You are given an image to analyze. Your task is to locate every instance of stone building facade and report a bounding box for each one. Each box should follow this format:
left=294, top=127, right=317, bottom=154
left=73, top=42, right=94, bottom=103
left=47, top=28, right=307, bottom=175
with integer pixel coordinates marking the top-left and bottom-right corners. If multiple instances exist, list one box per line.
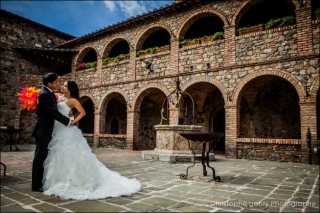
left=0, top=9, right=76, bottom=142
left=1, top=0, right=319, bottom=164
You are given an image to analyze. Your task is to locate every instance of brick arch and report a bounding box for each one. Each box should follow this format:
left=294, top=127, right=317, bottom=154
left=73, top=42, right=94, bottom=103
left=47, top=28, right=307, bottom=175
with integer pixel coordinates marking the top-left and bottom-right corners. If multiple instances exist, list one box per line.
left=102, top=35, right=131, bottom=58
left=135, top=23, right=174, bottom=50
left=180, top=76, right=229, bottom=105
left=232, top=69, right=306, bottom=107
left=309, top=74, right=319, bottom=101
left=133, top=83, right=170, bottom=111
left=231, top=0, right=300, bottom=26
left=74, top=46, right=100, bottom=65
left=79, top=94, right=95, bottom=106
left=98, top=88, right=129, bottom=112
left=177, top=8, right=229, bottom=40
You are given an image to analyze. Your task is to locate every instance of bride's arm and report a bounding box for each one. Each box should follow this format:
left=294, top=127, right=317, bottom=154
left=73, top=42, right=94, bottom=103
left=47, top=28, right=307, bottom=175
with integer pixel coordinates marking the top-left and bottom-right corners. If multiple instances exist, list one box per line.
left=71, top=99, right=86, bottom=125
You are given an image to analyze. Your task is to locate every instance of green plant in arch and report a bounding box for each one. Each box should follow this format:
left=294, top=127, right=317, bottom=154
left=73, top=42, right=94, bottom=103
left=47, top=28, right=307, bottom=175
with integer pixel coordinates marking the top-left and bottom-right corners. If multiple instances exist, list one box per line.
left=212, top=32, right=224, bottom=39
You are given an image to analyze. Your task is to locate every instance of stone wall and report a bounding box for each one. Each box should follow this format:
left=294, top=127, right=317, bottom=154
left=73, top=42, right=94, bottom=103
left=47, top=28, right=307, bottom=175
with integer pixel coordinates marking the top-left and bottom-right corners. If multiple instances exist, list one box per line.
left=99, top=134, right=126, bottom=149
left=235, top=26, right=297, bottom=65
left=237, top=142, right=302, bottom=163
left=179, top=40, right=225, bottom=72
left=312, top=20, right=320, bottom=54
left=102, top=61, right=129, bottom=85
left=136, top=53, right=170, bottom=80
left=75, top=68, right=97, bottom=89
left=0, top=9, right=74, bottom=129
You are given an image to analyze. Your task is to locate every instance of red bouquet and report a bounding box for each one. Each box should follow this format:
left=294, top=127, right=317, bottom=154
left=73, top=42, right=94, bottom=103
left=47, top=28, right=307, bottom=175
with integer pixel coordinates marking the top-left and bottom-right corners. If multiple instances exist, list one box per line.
left=18, top=87, right=40, bottom=110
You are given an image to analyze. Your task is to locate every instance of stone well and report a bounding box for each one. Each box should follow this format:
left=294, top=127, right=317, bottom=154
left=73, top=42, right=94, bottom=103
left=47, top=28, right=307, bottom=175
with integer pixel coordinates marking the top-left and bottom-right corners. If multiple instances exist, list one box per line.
left=141, top=125, right=215, bottom=163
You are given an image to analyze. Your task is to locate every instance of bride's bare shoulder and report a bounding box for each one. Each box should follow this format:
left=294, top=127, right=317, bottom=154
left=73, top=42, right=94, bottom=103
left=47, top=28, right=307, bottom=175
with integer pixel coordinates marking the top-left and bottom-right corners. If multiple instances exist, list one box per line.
left=55, top=93, right=64, bottom=102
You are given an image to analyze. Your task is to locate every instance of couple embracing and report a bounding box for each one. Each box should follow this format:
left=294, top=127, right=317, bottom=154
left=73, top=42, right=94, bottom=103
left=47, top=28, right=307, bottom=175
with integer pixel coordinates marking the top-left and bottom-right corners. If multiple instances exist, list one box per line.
left=31, top=73, right=141, bottom=200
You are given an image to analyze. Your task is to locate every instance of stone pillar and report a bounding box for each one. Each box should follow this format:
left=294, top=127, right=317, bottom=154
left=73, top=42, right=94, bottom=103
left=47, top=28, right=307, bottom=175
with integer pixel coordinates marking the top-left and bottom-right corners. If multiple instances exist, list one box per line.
left=223, top=25, right=236, bottom=66
left=170, top=38, right=180, bottom=75
left=126, top=110, right=140, bottom=150
left=225, top=105, right=238, bottom=158
left=95, top=56, right=103, bottom=86
left=295, top=7, right=313, bottom=55
left=128, top=49, right=137, bottom=81
left=100, top=111, right=106, bottom=134
left=93, top=109, right=100, bottom=148
left=299, top=102, right=318, bottom=164
left=71, top=58, right=76, bottom=80
left=169, top=106, right=179, bottom=125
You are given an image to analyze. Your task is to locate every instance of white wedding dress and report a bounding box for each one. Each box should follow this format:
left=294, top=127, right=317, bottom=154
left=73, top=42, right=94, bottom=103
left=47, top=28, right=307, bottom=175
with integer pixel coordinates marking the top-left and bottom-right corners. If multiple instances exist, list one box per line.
left=42, top=101, right=141, bottom=200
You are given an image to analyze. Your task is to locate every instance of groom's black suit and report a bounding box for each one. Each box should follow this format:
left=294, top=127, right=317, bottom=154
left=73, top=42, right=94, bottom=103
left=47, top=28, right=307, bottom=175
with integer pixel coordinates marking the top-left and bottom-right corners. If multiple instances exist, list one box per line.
left=31, top=86, right=70, bottom=190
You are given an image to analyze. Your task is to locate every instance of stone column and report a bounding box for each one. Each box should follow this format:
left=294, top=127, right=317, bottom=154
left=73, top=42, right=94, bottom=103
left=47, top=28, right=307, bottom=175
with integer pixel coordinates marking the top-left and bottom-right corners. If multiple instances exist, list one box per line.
left=169, top=106, right=179, bottom=125
left=100, top=111, right=106, bottom=134
left=223, top=25, right=236, bottom=66
left=71, top=58, right=76, bottom=80
left=299, top=102, right=318, bottom=164
left=170, top=38, right=180, bottom=75
left=128, top=49, right=137, bottom=81
left=224, top=105, right=238, bottom=159
left=93, top=109, right=100, bottom=148
left=126, top=110, right=140, bottom=150
left=295, top=7, right=313, bottom=55
left=95, top=56, right=103, bottom=86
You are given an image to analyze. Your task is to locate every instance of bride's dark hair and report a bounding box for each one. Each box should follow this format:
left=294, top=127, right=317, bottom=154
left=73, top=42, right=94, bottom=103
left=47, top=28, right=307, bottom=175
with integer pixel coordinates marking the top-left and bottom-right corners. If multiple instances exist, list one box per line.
left=67, top=80, right=80, bottom=100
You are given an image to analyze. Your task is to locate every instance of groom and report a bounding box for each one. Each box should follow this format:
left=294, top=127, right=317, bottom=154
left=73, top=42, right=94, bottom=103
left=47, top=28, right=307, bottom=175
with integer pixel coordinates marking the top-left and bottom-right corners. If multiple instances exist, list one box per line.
left=31, top=73, right=73, bottom=192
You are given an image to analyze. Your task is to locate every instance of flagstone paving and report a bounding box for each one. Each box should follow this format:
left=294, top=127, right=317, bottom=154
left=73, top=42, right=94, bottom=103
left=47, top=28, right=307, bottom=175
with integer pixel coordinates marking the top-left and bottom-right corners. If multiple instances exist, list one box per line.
left=1, top=144, right=319, bottom=212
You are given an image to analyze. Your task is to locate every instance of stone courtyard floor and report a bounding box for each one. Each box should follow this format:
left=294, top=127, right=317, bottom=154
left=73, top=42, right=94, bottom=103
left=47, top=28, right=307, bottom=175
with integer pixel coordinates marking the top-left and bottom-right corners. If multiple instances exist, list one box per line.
left=1, top=144, right=319, bottom=212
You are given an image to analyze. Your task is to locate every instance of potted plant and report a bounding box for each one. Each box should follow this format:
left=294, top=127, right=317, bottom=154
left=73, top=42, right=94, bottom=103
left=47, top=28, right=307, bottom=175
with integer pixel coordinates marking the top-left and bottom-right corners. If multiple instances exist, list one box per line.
left=212, top=31, right=224, bottom=40
left=179, top=38, right=200, bottom=47
left=136, top=47, right=156, bottom=57
left=237, top=27, right=246, bottom=35
left=265, top=18, right=282, bottom=29
left=113, top=53, right=130, bottom=63
left=154, top=45, right=170, bottom=53
left=200, top=35, right=213, bottom=43
left=103, top=57, right=112, bottom=66
left=103, top=53, right=130, bottom=65
left=315, top=8, right=320, bottom=20
left=280, top=16, right=295, bottom=26
left=238, top=24, right=264, bottom=35
left=85, top=61, right=97, bottom=69
left=77, top=62, right=86, bottom=70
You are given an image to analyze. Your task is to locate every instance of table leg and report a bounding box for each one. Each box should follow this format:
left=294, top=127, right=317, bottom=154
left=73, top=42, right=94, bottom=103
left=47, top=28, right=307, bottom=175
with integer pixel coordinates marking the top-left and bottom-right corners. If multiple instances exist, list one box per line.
left=9, top=133, right=13, bottom=151
left=1, top=162, right=6, bottom=176
left=206, top=140, right=220, bottom=182
left=5, top=133, right=19, bottom=151
left=202, top=142, right=207, bottom=176
left=180, top=139, right=196, bottom=180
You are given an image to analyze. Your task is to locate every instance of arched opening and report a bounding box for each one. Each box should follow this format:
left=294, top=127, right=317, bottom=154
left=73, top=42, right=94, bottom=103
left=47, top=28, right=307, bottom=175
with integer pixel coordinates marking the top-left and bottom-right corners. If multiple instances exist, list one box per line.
left=78, top=98, right=94, bottom=133
left=110, top=119, right=119, bottom=134
left=141, top=29, right=171, bottom=49
left=76, top=48, right=98, bottom=70
left=137, top=89, right=166, bottom=150
left=237, top=0, right=295, bottom=32
left=184, top=16, right=224, bottom=40
left=109, top=40, right=130, bottom=58
left=181, top=82, right=225, bottom=152
left=105, top=98, right=127, bottom=134
left=311, top=0, right=320, bottom=20
left=82, top=49, right=97, bottom=63
left=239, top=76, right=300, bottom=139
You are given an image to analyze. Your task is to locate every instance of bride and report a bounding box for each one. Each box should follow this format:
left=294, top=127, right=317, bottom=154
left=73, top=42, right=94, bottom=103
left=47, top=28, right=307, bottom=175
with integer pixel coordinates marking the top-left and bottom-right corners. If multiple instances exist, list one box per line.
left=42, top=80, right=141, bottom=200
